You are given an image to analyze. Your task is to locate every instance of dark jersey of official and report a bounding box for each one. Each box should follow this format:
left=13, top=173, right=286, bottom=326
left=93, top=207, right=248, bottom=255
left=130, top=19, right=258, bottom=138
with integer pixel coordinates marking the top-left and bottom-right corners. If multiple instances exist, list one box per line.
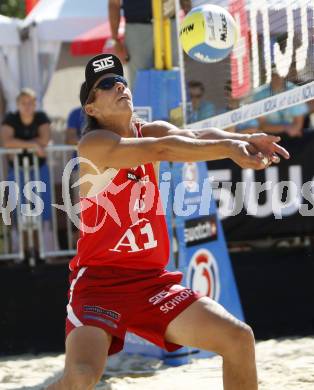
left=122, top=0, right=152, bottom=23
left=2, top=111, right=50, bottom=166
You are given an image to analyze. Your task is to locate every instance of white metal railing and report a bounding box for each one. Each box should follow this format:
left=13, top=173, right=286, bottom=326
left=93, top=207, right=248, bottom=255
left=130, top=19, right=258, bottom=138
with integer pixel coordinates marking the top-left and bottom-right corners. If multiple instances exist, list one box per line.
left=0, top=148, right=24, bottom=261
left=0, top=145, right=78, bottom=265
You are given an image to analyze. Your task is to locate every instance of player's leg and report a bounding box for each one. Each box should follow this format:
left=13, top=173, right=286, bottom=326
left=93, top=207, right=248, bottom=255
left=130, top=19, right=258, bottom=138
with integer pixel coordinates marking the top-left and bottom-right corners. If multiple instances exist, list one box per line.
left=164, top=296, right=258, bottom=390
left=46, top=326, right=112, bottom=390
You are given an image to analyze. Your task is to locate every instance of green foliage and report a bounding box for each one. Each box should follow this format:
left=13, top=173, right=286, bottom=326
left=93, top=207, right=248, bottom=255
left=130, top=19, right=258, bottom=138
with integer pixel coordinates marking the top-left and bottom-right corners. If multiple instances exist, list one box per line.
left=0, top=0, right=25, bottom=19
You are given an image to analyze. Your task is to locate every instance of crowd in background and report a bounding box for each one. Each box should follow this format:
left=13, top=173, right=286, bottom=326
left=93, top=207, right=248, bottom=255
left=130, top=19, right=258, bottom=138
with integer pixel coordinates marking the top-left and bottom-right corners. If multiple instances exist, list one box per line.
left=186, top=65, right=310, bottom=137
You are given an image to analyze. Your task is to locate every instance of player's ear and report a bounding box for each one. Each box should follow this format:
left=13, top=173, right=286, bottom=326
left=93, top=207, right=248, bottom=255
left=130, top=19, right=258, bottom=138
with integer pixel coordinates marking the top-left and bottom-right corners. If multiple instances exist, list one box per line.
left=84, top=103, right=97, bottom=117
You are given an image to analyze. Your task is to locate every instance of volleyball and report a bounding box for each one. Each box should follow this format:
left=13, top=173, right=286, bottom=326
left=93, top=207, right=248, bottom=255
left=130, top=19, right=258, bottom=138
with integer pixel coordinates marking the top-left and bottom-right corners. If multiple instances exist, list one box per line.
left=179, top=4, right=238, bottom=63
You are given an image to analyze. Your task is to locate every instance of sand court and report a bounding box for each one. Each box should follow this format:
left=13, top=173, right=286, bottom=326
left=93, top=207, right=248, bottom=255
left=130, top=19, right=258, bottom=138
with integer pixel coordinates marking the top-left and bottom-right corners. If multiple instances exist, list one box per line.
left=1, top=337, right=313, bottom=389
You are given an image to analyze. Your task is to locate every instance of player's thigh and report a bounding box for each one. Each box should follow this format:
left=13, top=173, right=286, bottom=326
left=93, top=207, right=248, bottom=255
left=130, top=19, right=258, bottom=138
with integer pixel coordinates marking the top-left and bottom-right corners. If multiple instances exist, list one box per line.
left=64, top=325, right=112, bottom=378
left=164, top=296, right=253, bottom=355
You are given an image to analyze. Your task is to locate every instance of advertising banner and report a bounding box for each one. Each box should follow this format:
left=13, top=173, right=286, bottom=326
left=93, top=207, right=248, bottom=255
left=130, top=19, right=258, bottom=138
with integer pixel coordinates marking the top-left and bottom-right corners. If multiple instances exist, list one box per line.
left=206, top=133, right=314, bottom=241
left=171, top=161, right=244, bottom=323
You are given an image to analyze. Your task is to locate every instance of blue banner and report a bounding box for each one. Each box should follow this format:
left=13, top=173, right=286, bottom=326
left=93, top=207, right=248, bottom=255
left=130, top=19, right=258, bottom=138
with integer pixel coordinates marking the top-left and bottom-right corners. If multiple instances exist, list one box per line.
left=171, top=162, right=244, bottom=322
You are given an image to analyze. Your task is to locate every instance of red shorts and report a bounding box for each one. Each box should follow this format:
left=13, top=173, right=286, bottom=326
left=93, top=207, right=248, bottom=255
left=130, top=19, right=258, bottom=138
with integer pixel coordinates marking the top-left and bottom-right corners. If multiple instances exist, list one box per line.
left=66, top=266, right=202, bottom=355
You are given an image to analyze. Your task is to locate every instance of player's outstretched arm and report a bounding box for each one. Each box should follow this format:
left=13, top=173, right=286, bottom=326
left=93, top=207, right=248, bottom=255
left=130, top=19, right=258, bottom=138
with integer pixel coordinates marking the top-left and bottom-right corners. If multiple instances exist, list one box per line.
left=142, top=121, right=290, bottom=164
left=78, top=129, right=268, bottom=172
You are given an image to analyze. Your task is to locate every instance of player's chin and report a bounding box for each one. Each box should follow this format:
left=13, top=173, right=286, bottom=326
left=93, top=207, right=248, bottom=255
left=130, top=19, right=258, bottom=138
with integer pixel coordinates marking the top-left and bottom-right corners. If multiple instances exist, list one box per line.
left=118, top=97, right=133, bottom=110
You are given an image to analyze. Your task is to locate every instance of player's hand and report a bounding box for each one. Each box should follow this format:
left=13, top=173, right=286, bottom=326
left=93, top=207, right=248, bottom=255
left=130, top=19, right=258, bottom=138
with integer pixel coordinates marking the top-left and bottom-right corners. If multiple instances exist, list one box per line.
left=247, top=133, right=290, bottom=164
left=229, top=140, right=269, bottom=170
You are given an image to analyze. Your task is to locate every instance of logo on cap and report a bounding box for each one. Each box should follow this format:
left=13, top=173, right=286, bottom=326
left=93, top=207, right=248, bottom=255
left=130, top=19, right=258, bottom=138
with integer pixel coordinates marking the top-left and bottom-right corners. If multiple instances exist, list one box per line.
left=92, top=56, right=115, bottom=73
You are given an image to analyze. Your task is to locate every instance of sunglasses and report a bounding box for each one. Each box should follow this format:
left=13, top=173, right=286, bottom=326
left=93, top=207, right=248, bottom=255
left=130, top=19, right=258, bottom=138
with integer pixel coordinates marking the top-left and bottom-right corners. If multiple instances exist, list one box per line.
left=95, top=76, right=128, bottom=90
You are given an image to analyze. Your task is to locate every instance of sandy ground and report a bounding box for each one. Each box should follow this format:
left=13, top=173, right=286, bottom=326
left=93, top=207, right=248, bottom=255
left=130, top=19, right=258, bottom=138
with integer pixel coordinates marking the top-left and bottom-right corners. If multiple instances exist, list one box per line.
left=0, top=337, right=313, bottom=390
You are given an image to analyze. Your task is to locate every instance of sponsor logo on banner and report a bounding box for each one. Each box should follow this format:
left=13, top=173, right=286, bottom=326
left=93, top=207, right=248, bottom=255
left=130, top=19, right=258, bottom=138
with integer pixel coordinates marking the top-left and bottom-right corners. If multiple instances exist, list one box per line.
left=229, top=0, right=251, bottom=98
left=184, top=215, right=218, bottom=247
left=187, top=249, right=220, bottom=300
left=182, top=162, right=199, bottom=192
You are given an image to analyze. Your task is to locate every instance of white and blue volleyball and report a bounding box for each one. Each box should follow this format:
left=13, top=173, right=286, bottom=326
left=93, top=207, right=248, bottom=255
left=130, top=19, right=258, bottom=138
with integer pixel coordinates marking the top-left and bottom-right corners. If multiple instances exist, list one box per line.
left=179, top=4, right=238, bottom=63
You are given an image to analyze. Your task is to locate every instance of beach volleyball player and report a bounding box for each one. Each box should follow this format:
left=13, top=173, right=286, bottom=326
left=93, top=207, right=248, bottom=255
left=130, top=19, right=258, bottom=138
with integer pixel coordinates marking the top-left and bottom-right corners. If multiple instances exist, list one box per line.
left=47, top=54, right=289, bottom=390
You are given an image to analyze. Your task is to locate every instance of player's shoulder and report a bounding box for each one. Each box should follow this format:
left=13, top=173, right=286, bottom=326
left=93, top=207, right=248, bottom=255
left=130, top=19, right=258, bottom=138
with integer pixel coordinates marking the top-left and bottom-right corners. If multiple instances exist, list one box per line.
left=78, top=129, right=120, bottom=151
left=141, top=120, right=177, bottom=138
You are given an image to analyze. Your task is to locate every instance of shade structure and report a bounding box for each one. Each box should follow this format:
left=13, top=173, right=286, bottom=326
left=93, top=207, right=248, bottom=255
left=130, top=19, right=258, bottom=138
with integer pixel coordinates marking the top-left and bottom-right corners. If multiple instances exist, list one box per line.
left=0, top=15, right=20, bottom=46
left=22, top=0, right=109, bottom=43
left=71, top=18, right=125, bottom=56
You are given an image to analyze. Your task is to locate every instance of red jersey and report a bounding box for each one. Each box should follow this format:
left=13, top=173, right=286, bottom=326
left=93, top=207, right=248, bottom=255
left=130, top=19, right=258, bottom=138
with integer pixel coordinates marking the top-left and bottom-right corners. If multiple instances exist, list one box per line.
left=69, top=124, right=170, bottom=271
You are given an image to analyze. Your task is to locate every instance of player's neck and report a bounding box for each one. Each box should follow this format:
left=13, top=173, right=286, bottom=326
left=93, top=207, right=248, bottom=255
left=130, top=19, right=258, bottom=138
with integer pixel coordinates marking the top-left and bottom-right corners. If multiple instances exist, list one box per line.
left=98, top=114, right=133, bottom=138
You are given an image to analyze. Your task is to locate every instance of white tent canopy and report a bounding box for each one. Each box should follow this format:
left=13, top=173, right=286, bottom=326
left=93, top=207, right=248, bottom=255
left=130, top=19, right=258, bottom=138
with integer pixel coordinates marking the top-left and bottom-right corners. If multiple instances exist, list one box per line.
left=22, top=0, right=109, bottom=42
left=0, top=15, right=20, bottom=111
left=0, top=15, right=20, bottom=46
left=20, top=0, right=110, bottom=104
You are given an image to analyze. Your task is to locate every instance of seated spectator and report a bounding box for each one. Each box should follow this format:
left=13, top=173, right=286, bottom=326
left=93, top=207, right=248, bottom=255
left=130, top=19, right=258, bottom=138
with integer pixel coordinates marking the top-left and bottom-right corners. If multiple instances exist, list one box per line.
left=224, top=81, right=259, bottom=134
left=303, top=99, right=314, bottom=130
left=65, top=106, right=85, bottom=145
left=1, top=88, right=55, bottom=255
left=254, top=66, right=308, bottom=137
left=187, top=80, right=216, bottom=123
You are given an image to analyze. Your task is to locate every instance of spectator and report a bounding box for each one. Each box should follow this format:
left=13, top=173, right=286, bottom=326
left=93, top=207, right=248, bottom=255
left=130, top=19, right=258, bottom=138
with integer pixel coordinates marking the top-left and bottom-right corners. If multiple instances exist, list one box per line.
left=108, top=0, right=182, bottom=90
left=65, top=106, right=85, bottom=145
left=254, top=67, right=308, bottom=137
left=1, top=88, right=55, bottom=254
left=187, top=80, right=216, bottom=123
left=224, top=81, right=259, bottom=134
left=302, top=99, right=314, bottom=130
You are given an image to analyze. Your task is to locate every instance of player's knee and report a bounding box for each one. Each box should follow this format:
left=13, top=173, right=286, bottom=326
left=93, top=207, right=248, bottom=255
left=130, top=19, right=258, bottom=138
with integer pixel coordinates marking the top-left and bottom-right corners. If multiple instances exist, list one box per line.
left=63, top=362, right=103, bottom=389
left=213, top=321, right=255, bottom=358
left=229, top=323, right=255, bottom=355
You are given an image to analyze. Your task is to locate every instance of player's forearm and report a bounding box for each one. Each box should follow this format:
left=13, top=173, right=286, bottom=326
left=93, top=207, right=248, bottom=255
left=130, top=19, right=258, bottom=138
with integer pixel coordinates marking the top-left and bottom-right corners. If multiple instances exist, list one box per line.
left=80, top=132, right=233, bottom=170
left=159, top=135, right=232, bottom=162
left=193, top=127, right=250, bottom=141
left=109, top=1, right=121, bottom=39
